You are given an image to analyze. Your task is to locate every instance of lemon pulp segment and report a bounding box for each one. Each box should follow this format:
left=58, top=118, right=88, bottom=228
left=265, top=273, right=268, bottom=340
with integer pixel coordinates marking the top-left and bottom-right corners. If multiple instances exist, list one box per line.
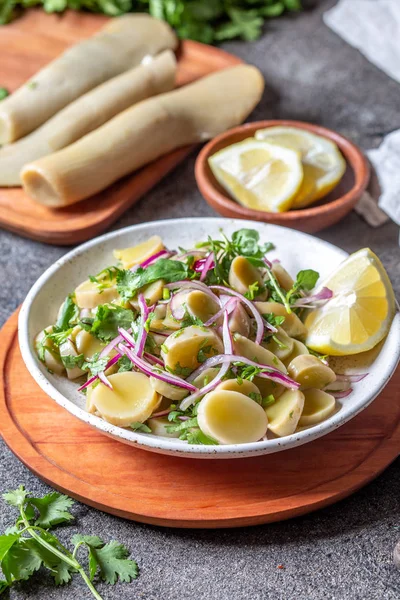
left=305, top=248, right=396, bottom=355
left=255, top=126, right=346, bottom=208
left=208, top=138, right=303, bottom=213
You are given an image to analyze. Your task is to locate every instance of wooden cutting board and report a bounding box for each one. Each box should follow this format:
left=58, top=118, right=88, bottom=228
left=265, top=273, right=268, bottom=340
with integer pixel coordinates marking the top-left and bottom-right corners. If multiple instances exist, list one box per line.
left=0, top=10, right=242, bottom=245
left=1, top=309, right=399, bottom=528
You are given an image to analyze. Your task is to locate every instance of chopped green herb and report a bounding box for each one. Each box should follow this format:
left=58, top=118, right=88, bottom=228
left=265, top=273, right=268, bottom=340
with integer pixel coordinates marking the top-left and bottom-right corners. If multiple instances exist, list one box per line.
left=61, top=354, right=84, bottom=370
left=47, top=328, right=74, bottom=347
left=289, top=410, right=294, bottom=419
left=117, top=355, right=133, bottom=373
left=116, top=259, right=189, bottom=302
left=88, top=267, right=117, bottom=293
left=249, top=391, right=263, bottom=404
left=26, top=81, right=37, bottom=90
left=130, top=422, right=151, bottom=433
left=81, top=353, right=109, bottom=376
left=262, top=394, right=275, bottom=408
left=167, top=362, right=193, bottom=378
left=162, top=288, right=170, bottom=300
left=307, top=347, right=329, bottom=362
left=196, top=228, right=274, bottom=285
left=286, top=269, right=319, bottom=304
left=55, top=294, right=79, bottom=331
left=0, top=2, right=301, bottom=42
left=80, top=304, right=134, bottom=342
left=160, top=344, right=169, bottom=354
left=0, top=87, right=9, bottom=101
left=263, top=313, right=286, bottom=328
left=245, top=281, right=262, bottom=300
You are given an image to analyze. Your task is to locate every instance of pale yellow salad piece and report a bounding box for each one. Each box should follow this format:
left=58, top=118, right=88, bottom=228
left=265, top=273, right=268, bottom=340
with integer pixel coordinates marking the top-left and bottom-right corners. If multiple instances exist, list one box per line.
left=197, top=390, right=268, bottom=444
left=89, top=371, right=160, bottom=427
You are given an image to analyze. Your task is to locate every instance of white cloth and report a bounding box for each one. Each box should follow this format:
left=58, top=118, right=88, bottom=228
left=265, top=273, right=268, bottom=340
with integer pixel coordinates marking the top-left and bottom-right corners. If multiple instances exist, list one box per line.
left=324, top=0, right=400, bottom=228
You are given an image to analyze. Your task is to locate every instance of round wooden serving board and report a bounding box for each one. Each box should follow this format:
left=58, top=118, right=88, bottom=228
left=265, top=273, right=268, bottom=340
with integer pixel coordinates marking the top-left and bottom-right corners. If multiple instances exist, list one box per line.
left=1, top=310, right=399, bottom=528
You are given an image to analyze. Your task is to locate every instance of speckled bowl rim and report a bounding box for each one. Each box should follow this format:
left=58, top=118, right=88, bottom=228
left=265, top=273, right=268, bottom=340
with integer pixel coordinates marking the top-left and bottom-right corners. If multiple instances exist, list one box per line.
left=18, top=218, right=400, bottom=459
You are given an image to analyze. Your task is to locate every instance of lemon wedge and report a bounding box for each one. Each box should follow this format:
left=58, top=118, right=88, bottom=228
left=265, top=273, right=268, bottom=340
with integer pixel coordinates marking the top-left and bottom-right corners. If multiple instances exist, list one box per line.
left=255, top=126, right=346, bottom=208
left=305, top=249, right=396, bottom=356
left=208, top=138, right=303, bottom=213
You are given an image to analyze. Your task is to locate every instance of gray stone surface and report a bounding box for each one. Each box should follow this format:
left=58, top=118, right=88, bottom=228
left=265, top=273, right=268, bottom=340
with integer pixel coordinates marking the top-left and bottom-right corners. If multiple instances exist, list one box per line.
left=0, top=1, right=399, bottom=598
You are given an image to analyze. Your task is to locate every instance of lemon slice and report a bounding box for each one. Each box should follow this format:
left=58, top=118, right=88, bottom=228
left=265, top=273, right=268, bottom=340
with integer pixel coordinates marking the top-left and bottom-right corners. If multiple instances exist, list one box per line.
left=305, top=249, right=396, bottom=356
left=208, top=138, right=303, bottom=213
left=255, top=126, right=346, bottom=208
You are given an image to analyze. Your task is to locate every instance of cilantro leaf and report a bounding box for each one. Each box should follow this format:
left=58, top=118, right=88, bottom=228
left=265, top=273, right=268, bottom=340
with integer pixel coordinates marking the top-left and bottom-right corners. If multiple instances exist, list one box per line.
left=216, top=8, right=263, bottom=41
left=185, top=429, right=218, bottom=445
left=22, top=537, right=77, bottom=585
left=71, top=534, right=104, bottom=549
left=0, top=88, right=9, bottom=101
left=130, top=422, right=152, bottom=433
left=29, top=492, right=74, bottom=528
left=117, top=259, right=189, bottom=302
left=82, top=353, right=109, bottom=376
left=61, top=354, right=84, bottom=370
left=117, top=355, right=133, bottom=373
left=56, top=295, right=79, bottom=331
left=2, top=485, right=28, bottom=507
left=80, top=304, right=134, bottom=342
left=0, top=580, right=8, bottom=594
left=88, top=541, right=138, bottom=584
left=166, top=362, right=193, bottom=378
left=1, top=538, right=43, bottom=583
left=0, top=535, right=19, bottom=561
left=47, top=328, right=73, bottom=347
left=0, top=487, right=140, bottom=598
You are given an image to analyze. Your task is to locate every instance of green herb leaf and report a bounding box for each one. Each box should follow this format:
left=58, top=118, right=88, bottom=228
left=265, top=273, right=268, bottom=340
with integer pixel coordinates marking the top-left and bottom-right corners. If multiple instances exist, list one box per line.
left=0, top=535, right=19, bottom=562
left=61, top=354, right=84, bottom=370
left=2, top=485, right=28, bottom=508
left=117, top=259, right=189, bottom=302
left=262, top=313, right=286, bottom=327
left=71, top=534, right=104, bottom=549
left=29, top=492, right=74, bottom=528
left=285, top=269, right=319, bottom=305
left=88, top=541, right=138, bottom=584
left=0, top=87, right=9, bottom=101
left=82, top=353, right=109, bottom=376
left=293, top=269, right=319, bottom=292
left=1, top=538, right=43, bottom=583
left=80, top=304, right=134, bottom=342
left=55, top=295, right=79, bottom=331
left=130, top=422, right=152, bottom=433
left=185, top=429, right=218, bottom=445
left=245, top=281, right=261, bottom=300
left=166, top=362, right=193, bottom=378
left=0, top=580, right=9, bottom=594
left=117, top=355, right=133, bottom=372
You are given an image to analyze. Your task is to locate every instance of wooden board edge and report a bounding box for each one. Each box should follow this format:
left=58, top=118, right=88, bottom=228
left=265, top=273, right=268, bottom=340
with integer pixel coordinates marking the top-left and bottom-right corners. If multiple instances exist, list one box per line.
left=1, top=310, right=399, bottom=528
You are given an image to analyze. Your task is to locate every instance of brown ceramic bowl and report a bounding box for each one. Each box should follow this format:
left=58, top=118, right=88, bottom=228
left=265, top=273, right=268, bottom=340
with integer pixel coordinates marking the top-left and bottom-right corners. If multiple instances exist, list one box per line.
left=195, top=120, right=370, bottom=233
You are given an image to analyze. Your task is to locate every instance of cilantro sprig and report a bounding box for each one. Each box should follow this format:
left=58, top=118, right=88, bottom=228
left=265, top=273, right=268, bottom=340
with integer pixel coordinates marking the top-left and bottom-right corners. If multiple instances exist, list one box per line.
left=264, top=266, right=319, bottom=313
left=116, top=259, right=190, bottom=302
left=196, top=228, right=274, bottom=285
left=0, top=487, right=138, bottom=599
left=0, top=2, right=302, bottom=40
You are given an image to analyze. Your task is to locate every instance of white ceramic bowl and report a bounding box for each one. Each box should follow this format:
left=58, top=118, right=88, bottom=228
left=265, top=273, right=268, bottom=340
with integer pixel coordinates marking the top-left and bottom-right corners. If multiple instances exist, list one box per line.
left=19, top=218, right=400, bottom=459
